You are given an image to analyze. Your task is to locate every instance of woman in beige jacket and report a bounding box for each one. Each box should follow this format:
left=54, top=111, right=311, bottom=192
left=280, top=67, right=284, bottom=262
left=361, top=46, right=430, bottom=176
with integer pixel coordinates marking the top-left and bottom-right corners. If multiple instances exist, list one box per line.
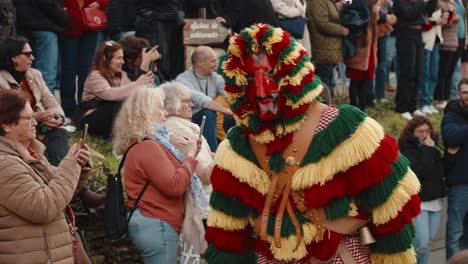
left=0, top=89, right=91, bottom=263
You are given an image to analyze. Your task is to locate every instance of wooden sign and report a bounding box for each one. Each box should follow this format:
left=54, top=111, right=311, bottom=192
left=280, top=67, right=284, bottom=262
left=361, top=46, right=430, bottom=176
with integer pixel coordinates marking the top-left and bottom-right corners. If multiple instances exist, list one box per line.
left=183, top=19, right=230, bottom=45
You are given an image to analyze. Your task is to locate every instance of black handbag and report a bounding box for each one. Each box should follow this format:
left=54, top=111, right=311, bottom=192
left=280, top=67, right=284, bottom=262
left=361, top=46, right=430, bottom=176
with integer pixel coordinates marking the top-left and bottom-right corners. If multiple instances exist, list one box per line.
left=103, top=139, right=151, bottom=242
left=278, top=16, right=309, bottom=39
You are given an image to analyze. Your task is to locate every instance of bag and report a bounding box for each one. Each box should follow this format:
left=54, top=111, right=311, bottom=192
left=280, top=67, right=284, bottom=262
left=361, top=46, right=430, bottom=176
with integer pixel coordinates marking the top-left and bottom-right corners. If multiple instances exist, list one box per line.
left=66, top=205, right=91, bottom=264
left=77, top=0, right=107, bottom=31
left=103, top=139, right=151, bottom=242
left=177, top=191, right=207, bottom=264
left=278, top=17, right=309, bottom=39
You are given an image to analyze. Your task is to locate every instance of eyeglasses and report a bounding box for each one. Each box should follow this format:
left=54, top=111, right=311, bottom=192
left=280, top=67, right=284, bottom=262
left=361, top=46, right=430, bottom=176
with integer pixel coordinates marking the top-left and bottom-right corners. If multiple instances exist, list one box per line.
left=20, top=51, right=34, bottom=58
left=19, top=113, right=35, bottom=124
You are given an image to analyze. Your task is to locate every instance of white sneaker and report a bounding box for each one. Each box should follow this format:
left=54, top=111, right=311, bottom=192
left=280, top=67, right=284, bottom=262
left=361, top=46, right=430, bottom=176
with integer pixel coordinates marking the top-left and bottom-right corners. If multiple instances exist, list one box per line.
left=401, top=112, right=412, bottom=120
left=420, top=106, right=433, bottom=115
left=429, top=105, right=439, bottom=114
left=413, top=109, right=426, bottom=116
left=436, top=101, right=447, bottom=109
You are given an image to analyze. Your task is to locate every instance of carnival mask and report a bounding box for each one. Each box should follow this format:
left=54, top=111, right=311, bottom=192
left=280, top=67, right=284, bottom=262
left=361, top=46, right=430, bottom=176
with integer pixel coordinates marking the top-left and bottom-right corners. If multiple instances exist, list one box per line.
left=246, top=53, right=279, bottom=121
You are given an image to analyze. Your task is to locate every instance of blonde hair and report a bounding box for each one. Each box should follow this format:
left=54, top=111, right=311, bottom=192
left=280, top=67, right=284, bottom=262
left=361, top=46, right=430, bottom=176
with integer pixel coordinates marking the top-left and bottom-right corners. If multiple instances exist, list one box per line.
left=112, top=85, right=164, bottom=155
left=160, top=81, right=191, bottom=116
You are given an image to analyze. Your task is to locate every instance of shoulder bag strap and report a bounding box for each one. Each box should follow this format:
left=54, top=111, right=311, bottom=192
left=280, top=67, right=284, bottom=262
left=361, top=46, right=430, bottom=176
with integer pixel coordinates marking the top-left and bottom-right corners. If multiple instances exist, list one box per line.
left=118, top=138, right=153, bottom=223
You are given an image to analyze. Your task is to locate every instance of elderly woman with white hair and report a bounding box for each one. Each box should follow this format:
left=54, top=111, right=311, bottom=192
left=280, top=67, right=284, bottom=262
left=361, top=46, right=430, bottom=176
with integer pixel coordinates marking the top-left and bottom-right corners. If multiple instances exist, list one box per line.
left=161, top=81, right=213, bottom=217
left=112, top=86, right=202, bottom=264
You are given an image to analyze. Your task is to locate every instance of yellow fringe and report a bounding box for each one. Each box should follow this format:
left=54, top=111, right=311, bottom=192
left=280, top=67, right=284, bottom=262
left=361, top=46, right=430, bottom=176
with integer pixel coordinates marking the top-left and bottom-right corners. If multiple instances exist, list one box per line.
left=251, top=129, right=276, bottom=144
left=282, top=63, right=315, bottom=87
left=370, top=247, right=416, bottom=264
left=372, top=169, right=421, bottom=225
left=348, top=201, right=358, bottom=217
left=222, top=59, right=248, bottom=87
left=245, top=26, right=261, bottom=54
left=226, top=91, right=244, bottom=105
left=275, top=117, right=306, bottom=136
left=283, top=44, right=303, bottom=66
left=292, top=117, right=385, bottom=190
left=214, top=140, right=270, bottom=195
left=228, top=34, right=243, bottom=59
left=233, top=111, right=252, bottom=127
left=285, top=85, right=323, bottom=109
left=264, top=29, right=284, bottom=55
left=207, top=209, right=249, bottom=231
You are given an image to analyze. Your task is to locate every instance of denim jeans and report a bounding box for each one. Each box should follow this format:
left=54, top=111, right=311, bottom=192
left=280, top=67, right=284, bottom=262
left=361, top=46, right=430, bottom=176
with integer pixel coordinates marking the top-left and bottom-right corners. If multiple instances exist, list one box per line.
left=128, top=209, right=179, bottom=264
left=451, top=59, right=462, bottom=100
left=386, top=35, right=397, bottom=83
left=419, top=44, right=440, bottom=107
left=41, top=127, right=70, bottom=166
left=374, top=36, right=389, bottom=100
left=446, top=185, right=468, bottom=259
left=414, top=209, right=442, bottom=264
left=28, top=31, right=59, bottom=94
left=192, top=109, right=218, bottom=152
left=59, top=32, right=98, bottom=117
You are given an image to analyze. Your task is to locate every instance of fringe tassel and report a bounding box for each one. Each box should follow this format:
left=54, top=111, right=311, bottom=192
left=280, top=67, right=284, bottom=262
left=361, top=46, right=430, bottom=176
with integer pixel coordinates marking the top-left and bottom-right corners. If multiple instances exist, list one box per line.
left=207, top=209, right=250, bottom=231
left=269, top=151, right=285, bottom=173
left=372, top=170, right=421, bottom=225
left=324, top=196, right=353, bottom=220
left=371, top=224, right=415, bottom=254
left=204, top=244, right=258, bottom=264
left=370, top=248, right=416, bottom=264
left=205, top=227, right=251, bottom=253
left=215, top=140, right=270, bottom=195
left=210, top=191, right=251, bottom=218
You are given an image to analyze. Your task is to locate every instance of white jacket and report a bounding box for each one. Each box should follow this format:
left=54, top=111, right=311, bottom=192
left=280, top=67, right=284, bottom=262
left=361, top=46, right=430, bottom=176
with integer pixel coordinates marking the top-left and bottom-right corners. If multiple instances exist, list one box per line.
left=422, top=9, right=444, bottom=51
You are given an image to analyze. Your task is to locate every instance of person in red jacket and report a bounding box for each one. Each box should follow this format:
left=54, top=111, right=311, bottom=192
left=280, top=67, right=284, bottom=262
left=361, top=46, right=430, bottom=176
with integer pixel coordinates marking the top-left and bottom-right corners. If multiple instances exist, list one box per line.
left=59, top=0, right=108, bottom=118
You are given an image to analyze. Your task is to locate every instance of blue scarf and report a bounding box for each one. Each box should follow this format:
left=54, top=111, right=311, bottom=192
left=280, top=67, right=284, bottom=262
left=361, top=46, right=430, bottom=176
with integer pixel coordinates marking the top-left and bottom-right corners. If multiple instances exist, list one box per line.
left=153, top=126, right=209, bottom=216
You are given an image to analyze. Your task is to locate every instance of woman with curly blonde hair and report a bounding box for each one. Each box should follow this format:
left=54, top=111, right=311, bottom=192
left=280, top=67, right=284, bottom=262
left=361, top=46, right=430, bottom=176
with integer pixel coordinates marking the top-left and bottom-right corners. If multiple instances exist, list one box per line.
left=112, top=86, right=202, bottom=263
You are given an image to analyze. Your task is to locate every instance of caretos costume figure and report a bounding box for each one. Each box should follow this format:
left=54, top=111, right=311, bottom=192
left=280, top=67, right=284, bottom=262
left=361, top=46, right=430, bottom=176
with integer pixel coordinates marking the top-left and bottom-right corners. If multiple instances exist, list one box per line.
left=205, top=24, right=421, bottom=263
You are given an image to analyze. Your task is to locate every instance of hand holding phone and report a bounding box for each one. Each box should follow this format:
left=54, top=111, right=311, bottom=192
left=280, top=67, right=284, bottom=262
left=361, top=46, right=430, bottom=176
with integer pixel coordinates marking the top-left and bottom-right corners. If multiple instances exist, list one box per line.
left=80, top=124, right=88, bottom=149
left=199, top=115, right=206, bottom=139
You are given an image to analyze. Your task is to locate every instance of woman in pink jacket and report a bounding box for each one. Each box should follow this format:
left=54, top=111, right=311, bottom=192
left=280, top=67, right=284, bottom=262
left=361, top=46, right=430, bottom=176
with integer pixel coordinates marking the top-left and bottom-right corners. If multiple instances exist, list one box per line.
left=76, top=41, right=153, bottom=138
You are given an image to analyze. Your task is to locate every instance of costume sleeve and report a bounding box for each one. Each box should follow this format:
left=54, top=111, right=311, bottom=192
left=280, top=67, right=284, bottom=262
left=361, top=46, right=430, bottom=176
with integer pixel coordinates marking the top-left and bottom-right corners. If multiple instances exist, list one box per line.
left=204, top=140, right=257, bottom=263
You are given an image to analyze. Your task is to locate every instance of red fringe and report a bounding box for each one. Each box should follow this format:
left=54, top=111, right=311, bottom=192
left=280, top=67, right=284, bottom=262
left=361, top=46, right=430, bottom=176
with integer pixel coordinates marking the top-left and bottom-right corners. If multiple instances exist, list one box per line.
left=305, top=231, right=343, bottom=261
left=231, top=37, right=247, bottom=56
left=205, top=227, right=251, bottom=253
left=371, top=194, right=421, bottom=237
left=225, top=83, right=244, bottom=93
left=304, top=135, right=399, bottom=208
left=211, top=166, right=265, bottom=213
left=270, top=36, right=291, bottom=62
left=266, top=133, right=293, bottom=156
left=281, top=71, right=315, bottom=94
left=282, top=102, right=310, bottom=119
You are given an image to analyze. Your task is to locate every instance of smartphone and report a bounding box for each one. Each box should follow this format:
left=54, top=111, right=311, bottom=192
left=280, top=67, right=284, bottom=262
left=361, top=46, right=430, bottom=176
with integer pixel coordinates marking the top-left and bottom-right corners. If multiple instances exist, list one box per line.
left=198, top=116, right=206, bottom=139
left=80, top=124, right=88, bottom=149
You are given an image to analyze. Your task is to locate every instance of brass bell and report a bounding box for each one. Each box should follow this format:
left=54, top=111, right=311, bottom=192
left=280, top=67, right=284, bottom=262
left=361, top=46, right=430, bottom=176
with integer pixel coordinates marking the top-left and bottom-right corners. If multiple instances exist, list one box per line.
left=286, top=156, right=296, bottom=166
left=359, top=226, right=376, bottom=245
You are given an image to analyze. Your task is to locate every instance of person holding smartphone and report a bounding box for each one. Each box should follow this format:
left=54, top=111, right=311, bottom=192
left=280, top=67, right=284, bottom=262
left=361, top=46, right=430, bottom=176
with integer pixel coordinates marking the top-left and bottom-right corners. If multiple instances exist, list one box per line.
left=119, top=36, right=166, bottom=86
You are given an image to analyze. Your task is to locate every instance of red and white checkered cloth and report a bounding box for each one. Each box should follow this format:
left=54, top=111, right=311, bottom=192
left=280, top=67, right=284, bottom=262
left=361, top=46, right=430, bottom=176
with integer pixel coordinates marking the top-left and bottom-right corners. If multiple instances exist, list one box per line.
left=315, top=106, right=339, bottom=133
left=257, top=235, right=371, bottom=264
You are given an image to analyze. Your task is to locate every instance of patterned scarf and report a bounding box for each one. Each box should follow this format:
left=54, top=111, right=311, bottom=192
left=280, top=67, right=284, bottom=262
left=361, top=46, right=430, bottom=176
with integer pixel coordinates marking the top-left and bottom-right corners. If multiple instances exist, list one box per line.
left=153, top=126, right=209, bottom=216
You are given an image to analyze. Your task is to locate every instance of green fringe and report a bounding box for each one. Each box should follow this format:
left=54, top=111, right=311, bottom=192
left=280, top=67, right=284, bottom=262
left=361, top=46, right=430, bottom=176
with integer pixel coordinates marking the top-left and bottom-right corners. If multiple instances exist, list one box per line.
left=357, top=154, right=409, bottom=210
left=210, top=191, right=252, bottom=218
left=288, top=59, right=306, bottom=78
left=227, top=126, right=261, bottom=168
left=241, top=30, right=255, bottom=54
left=266, top=211, right=310, bottom=237
left=371, top=224, right=415, bottom=254
left=205, top=244, right=257, bottom=264
left=302, top=105, right=367, bottom=165
left=231, top=96, right=246, bottom=112
left=279, top=111, right=307, bottom=127
left=324, top=196, right=352, bottom=220
left=248, top=113, right=262, bottom=132
left=269, top=151, right=285, bottom=173
left=281, top=78, right=319, bottom=104
left=261, top=28, right=275, bottom=50
left=279, top=38, right=296, bottom=62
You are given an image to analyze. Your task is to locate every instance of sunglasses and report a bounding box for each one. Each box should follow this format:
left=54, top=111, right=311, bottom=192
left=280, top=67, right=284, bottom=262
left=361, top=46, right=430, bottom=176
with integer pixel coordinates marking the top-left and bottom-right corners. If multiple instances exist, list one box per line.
left=20, top=51, right=34, bottom=58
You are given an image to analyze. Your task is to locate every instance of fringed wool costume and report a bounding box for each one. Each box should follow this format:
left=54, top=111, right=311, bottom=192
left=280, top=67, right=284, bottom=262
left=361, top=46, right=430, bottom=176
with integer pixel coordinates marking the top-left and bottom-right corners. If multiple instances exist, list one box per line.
left=205, top=24, right=421, bottom=263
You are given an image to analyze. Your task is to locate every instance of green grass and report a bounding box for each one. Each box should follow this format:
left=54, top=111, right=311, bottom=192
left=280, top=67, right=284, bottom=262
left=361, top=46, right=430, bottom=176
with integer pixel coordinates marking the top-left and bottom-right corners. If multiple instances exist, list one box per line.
left=73, top=101, right=444, bottom=193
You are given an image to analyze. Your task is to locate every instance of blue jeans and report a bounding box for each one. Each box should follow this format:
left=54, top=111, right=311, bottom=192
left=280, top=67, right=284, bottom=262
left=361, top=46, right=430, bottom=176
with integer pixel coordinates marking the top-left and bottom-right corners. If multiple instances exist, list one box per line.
left=419, top=44, right=440, bottom=107
left=451, top=59, right=462, bottom=100
left=192, top=109, right=218, bottom=152
left=446, top=185, right=468, bottom=259
left=414, top=209, right=442, bottom=264
left=386, top=35, right=397, bottom=83
left=28, top=31, right=59, bottom=93
left=59, top=32, right=98, bottom=117
left=374, top=36, right=389, bottom=100
left=128, top=209, right=179, bottom=264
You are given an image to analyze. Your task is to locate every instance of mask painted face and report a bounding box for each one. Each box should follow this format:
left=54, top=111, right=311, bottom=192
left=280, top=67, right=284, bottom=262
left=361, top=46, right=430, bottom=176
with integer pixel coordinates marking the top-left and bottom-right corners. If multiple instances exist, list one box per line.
left=246, top=54, right=279, bottom=121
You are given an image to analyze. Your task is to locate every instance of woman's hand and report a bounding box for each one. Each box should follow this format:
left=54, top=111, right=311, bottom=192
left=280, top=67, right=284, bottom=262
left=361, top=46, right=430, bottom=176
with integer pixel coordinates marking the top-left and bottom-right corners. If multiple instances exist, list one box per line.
left=169, top=135, right=188, bottom=154
left=423, top=136, right=435, bottom=147
left=186, top=137, right=202, bottom=158
left=136, top=71, right=154, bottom=85
left=65, top=141, right=91, bottom=167
left=140, top=46, right=160, bottom=72
left=34, top=110, right=55, bottom=122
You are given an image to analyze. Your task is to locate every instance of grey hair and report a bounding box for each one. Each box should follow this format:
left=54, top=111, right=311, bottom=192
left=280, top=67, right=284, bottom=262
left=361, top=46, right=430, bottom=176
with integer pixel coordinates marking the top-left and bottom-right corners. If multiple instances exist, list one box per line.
left=160, top=81, right=191, bottom=116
